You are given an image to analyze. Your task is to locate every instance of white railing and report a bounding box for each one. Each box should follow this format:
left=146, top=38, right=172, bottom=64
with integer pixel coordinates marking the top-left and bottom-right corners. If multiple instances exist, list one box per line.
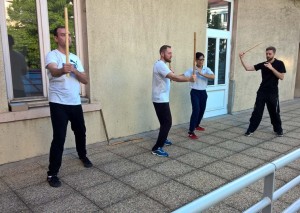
left=173, top=148, right=300, bottom=213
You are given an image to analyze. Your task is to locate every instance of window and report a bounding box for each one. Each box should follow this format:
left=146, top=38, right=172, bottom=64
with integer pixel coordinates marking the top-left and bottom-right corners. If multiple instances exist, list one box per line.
left=207, top=0, right=231, bottom=31
left=0, top=0, right=87, bottom=107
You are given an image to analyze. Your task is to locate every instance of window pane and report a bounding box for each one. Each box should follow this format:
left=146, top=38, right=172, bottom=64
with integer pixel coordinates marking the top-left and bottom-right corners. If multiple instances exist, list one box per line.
left=5, top=0, right=43, bottom=98
left=207, top=38, right=216, bottom=85
left=47, top=0, right=76, bottom=54
left=207, top=0, right=231, bottom=31
left=218, top=39, right=227, bottom=84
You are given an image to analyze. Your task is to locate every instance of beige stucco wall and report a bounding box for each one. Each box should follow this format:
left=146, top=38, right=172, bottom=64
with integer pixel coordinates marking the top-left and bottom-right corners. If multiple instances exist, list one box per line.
left=231, top=0, right=300, bottom=112
left=0, top=111, right=105, bottom=164
left=86, top=0, right=207, bottom=138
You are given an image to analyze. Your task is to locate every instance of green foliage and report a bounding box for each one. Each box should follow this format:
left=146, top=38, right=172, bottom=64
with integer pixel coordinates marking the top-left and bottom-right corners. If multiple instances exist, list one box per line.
left=6, top=0, right=76, bottom=69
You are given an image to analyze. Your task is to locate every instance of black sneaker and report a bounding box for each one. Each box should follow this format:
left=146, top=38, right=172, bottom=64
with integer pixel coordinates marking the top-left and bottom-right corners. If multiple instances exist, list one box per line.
left=47, top=175, right=61, bottom=187
left=80, top=157, right=93, bottom=168
left=276, top=131, right=283, bottom=137
left=244, top=131, right=253, bottom=137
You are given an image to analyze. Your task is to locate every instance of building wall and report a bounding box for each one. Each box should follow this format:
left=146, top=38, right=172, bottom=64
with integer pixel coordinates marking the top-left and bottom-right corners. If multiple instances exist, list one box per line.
left=231, top=0, right=300, bottom=112
left=85, top=0, right=207, bottom=138
left=0, top=111, right=105, bottom=165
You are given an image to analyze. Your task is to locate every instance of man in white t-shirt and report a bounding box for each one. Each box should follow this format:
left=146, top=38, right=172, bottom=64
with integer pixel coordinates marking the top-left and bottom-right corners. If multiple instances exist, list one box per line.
left=45, top=26, right=92, bottom=187
left=183, top=52, right=215, bottom=139
left=152, top=45, right=196, bottom=157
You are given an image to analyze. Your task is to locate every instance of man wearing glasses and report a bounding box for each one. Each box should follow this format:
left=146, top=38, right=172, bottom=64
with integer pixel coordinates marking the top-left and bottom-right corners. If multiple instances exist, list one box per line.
left=183, top=52, right=215, bottom=139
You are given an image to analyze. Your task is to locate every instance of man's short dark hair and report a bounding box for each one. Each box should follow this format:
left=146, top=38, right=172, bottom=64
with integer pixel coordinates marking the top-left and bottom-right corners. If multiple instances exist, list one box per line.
left=266, top=46, right=276, bottom=53
left=53, top=26, right=65, bottom=36
left=196, top=52, right=204, bottom=59
left=160, top=45, right=171, bottom=54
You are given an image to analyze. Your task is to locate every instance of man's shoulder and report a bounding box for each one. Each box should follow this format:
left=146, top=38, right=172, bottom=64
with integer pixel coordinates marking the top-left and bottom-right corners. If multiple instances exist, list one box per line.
left=274, top=58, right=284, bottom=64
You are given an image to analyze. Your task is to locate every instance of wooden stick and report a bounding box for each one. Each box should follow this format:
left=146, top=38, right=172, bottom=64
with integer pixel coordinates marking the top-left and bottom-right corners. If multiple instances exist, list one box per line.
left=193, top=32, right=196, bottom=75
left=243, top=42, right=263, bottom=54
left=64, top=7, right=70, bottom=77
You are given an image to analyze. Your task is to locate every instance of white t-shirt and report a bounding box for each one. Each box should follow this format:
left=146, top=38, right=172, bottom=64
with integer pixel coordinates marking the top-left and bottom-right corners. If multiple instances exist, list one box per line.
left=152, top=60, right=171, bottom=103
left=184, top=66, right=214, bottom=90
left=46, top=49, right=84, bottom=105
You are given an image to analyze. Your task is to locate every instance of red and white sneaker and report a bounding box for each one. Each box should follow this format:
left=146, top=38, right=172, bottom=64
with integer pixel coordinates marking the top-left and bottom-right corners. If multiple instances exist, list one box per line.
left=188, top=132, right=199, bottom=139
left=195, top=126, right=205, bottom=131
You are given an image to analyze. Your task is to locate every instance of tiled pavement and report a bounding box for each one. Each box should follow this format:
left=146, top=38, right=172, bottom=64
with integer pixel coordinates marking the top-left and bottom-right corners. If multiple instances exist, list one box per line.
left=1, top=99, right=300, bottom=213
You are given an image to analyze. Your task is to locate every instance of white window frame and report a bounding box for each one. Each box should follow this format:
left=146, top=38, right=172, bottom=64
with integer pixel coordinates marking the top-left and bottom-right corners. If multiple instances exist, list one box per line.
left=0, top=0, right=87, bottom=104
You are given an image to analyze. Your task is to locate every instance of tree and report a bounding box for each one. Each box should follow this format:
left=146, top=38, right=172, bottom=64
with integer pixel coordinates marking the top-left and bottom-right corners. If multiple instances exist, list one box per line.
left=6, top=0, right=75, bottom=69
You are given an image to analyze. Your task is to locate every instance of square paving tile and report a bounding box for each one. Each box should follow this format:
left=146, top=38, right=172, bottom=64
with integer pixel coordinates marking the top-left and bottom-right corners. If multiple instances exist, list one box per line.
left=104, top=194, right=169, bottom=213
left=82, top=180, right=137, bottom=208
left=0, top=192, right=30, bottom=212
left=211, top=131, right=241, bottom=140
left=210, top=122, right=233, bottom=130
left=203, top=202, right=240, bottom=213
left=98, top=158, right=144, bottom=178
left=176, top=170, right=227, bottom=193
left=176, top=152, right=217, bottom=168
left=252, top=131, right=276, bottom=140
left=2, top=167, right=46, bottom=190
left=145, top=180, right=201, bottom=210
left=128, top=152, right=170, bottom=167
left=198, top=135, right=227, bottom=145
left=150, top=160, right=195, bottom=178
left=232, top=135, right=264, bottom=145
left=164, top=145, right=190, bottom=158
left=61, top=168, right=113, bottom=190
left=226, top=126, right=248, bottom=134
left=247, top=178, right=286, bottom=193
left=271, top=136, right=300, bottom=147
left=198, top=146, right=235, bottom=159
left=16, top=182, right=75, bottom=207
left=0, top=180, right=11, bottom=195
left=275, top=167, right=299, bottom=182
left=107, top=144, right=148, bottom=158
left=258, top=141, right=294, bottom=153
left=175, top=139, right=209, bottom=151
left=0, top=161, right=42, bottom=177
left=119, top=169, right=169, bottom=191
left=89, top=151, right=122, bottom=166
left=136, top=140, right=156, bottom=150
left=202, top=161, right=247, bottom=180
left=284, top=132, right=300, bottom=139
left=241, top=147, right=280, bottom=161
left=217, top=140, right=251, bottom=152
left=223, top=188, right=262, bottom=211
left=279, top=185, right=300, bottom=204
left=32, top=194, right=102, bottom=212
left=287, top=158, right=300, bottom=170
left=223, top=153, right=265, bottom=169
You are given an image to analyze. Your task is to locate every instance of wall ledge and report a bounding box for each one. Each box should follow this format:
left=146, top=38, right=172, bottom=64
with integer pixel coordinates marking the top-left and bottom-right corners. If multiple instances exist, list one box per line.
left=0, top=103, right=101, bottom=123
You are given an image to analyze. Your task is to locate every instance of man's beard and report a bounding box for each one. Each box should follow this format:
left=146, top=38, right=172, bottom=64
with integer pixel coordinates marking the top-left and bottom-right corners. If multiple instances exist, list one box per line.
left=267, top=57, right=274, bottom=62
left=165, top=58, right=171, bottom=63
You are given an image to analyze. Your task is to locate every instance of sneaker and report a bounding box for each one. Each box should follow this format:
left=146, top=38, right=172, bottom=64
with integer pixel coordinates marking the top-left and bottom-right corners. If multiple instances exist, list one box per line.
left=152, top=147, right=169, bottom=157
left=164, top=139, right=173, bottom=146
left=188, top=132, right=199, bottom=139
left=276, top=131, right=283, bottom=137
left=195, top=126, right=205, bottom=131
left=47, top=175, right=61, bottom=187
left=244, top=131, right=253, bottom=137
left=80, top=157, right=93, bottom=168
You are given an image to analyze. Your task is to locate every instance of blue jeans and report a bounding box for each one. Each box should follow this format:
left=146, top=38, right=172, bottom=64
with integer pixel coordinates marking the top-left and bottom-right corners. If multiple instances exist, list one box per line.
left=189, top=89, right=207, bottom=132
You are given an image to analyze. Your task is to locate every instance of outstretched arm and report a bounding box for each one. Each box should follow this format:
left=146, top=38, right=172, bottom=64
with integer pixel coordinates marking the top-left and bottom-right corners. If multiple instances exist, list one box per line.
left=239, top=52, right=255, bottom=71
left=166, top=72, right=196, bottom=82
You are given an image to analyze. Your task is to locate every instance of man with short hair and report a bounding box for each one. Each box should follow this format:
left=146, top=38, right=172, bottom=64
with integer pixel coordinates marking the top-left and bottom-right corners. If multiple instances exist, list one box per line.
left=239, top=46, right=286, bottom=137
left=152, top=45, right=196, bottom=157
left=45, top=26, right=92, bottom=187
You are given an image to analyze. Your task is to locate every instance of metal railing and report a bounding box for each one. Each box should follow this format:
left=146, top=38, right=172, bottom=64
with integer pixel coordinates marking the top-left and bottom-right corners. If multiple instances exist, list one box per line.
left=173, top=148, right=300, bottom=213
